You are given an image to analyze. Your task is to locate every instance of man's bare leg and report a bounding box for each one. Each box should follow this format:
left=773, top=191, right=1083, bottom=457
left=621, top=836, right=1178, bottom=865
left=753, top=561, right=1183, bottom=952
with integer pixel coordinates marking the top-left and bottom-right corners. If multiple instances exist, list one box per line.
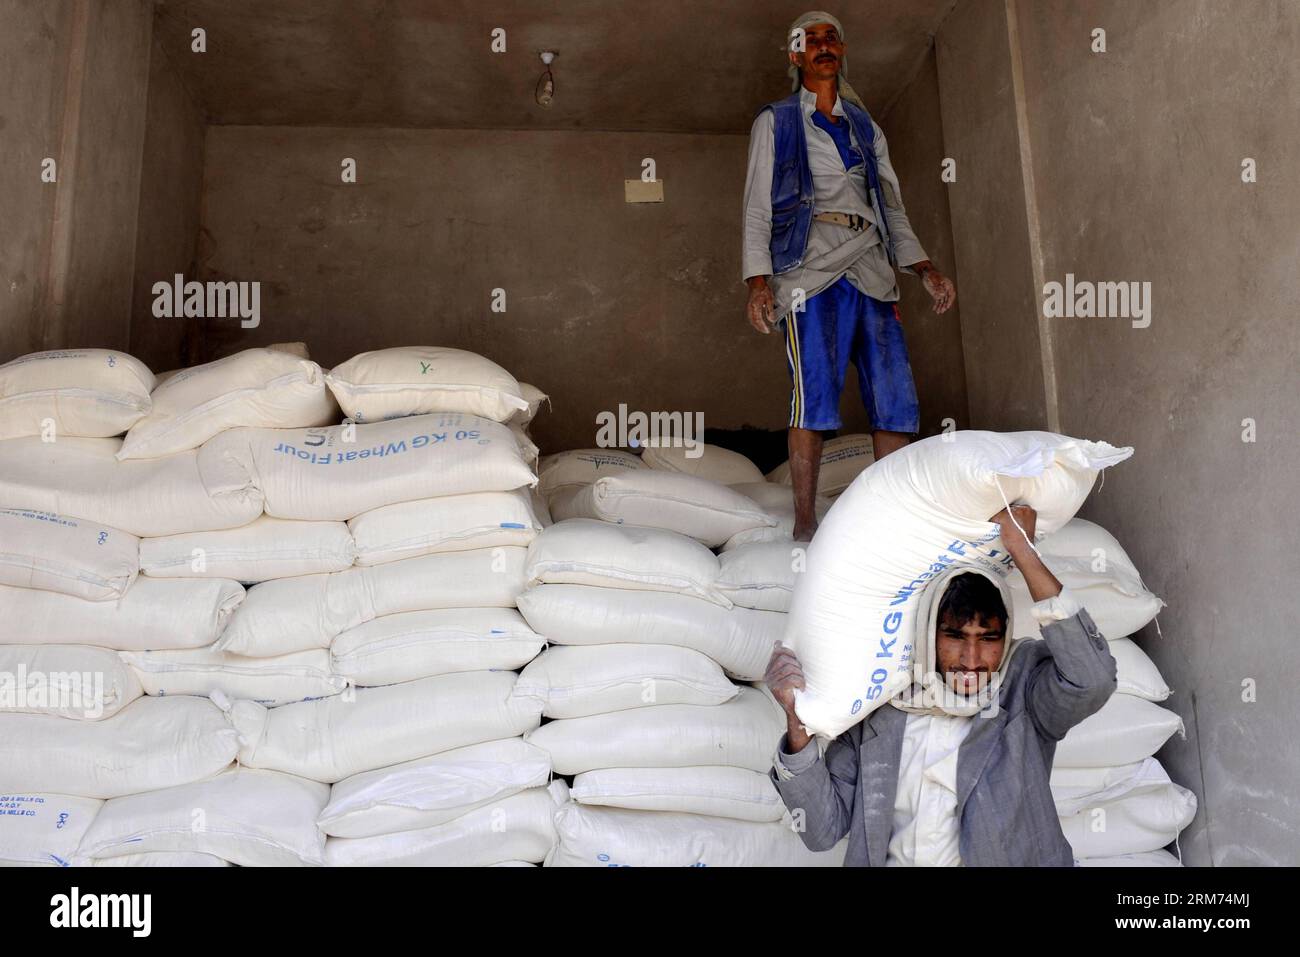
left=789, top=427, right=823, bottom=542
left=871, top=429, right=911, bottom=460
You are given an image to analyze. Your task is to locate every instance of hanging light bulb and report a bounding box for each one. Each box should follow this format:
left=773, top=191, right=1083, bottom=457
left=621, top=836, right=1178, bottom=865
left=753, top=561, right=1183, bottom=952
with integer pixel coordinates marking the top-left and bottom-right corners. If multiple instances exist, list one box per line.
left=536, top=51, right=557, bottom=107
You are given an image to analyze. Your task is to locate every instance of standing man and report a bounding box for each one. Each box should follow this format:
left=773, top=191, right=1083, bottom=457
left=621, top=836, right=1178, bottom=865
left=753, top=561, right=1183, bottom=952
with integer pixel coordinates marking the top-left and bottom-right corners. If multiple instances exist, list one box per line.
left=742, top=11, right=957, bottom=541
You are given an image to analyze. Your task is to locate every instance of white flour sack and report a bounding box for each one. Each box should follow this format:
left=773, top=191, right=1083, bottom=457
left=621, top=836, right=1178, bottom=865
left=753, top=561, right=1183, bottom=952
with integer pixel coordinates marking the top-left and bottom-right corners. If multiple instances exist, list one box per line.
left=318, top=738, right=552, bottom=838
left=767, top=433, right=875, bottom=497
left=118, top=348, right=337, bottom=460
left=1077, top=850, right=1182, bottom=867
left=571, top=766, right=785, bottom=823
left=0, top=696, right=238, bottom=799
left=0, top=644, right=142, bottom=719
left=525, top=686, right=783, bottom=775
left=198, top=412, right=536, bottom=521
left=537, top=449, right=645, bottom=504
left=348, top=489, right=540, bottom=565
left=547, top=804, right=846, bottom=867
left=1054, top=694, right=1184, bottom=767
left=120, top=647, right=345, bottom=707
left=0, top=508, right=138, bottom=600
left=0, top=436, right=262, bottom=536
left=216, top=546, right=527, bottom=657
left=140, top=516, right=355, bottom=582
left=0, top=794, right=103, bottom=867
left=331, top=607, right=545, bottom=686
left=77, top=767, right=329, bottom=867
left=551, top=471, right=775, bottom=548
left=512, top=643, right=738, bottom=719
left=716, top=541, right=802, bottom=612
left=785, top=431, right=1133, bottom=738
left=1008, top=518, right=1163, bottom=640
left=223, top=670, right=543, bottom=783
left=95, top=852, right=232, bottom=867
left=0, top=349, right=154, bottom=440
left=511, top=383, right=549, bottom=428
left=525, top=519, right=726, bottom=605
left=325, top=781, right=568, bottom=867
left=0, top=576, right=244, bottom=651
left=641, top=440, right=765, bottom=486
left=516, top=584, right=782, bottom=680
left=721, top=483, right=833, bottom=550
left=1107, top=638, right=1171, bottom=701
left=325, top=347, right=528, bottom=424
left=1052, top=759, right=1197, bottom=858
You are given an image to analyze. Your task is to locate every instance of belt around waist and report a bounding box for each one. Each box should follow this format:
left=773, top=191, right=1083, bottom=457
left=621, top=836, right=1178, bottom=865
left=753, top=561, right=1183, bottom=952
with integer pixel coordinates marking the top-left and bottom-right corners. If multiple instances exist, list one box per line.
left=813, top=211, right=870, bottom=231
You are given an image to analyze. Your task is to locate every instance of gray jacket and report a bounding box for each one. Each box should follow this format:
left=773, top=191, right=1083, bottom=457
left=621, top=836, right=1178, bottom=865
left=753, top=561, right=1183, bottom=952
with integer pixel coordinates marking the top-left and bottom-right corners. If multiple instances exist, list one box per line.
left=769, top=609, right=1117, bottom=866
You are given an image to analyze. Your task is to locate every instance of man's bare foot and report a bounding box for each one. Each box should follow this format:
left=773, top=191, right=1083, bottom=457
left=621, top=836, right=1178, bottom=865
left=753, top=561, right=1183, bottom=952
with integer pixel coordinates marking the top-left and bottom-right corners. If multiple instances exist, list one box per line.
left=792, top=522, right=818, bottom=543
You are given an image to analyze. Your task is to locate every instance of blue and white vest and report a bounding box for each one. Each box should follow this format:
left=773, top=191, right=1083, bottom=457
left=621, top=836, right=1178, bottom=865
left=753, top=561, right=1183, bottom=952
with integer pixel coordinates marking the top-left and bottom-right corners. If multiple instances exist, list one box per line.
left=757, top=91, right=895, bottom=275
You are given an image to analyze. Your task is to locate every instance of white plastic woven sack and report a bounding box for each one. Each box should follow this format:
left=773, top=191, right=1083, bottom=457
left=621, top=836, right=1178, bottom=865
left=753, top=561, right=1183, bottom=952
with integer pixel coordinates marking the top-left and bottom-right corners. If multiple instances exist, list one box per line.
left=118, top=348, right=336, bottom=459
left=0, top=793, right=103, bottom=866
left=223, top=671, right=543, bottom=783
left=331, top=608, right=545, bottom=686
left=1107, top=638, right=1171, bottom=701
left=767, top=433, right=875, bottom=496
left=571, top=766, right=784, bottom=822
left=1008, top=518, right=1163, bottom=640
left=348, top=490, right=539, bottom=565
left=0, top=436, right=262, bottom=536
left=1053, top=759, right=1197, bottom=858
left=785, top=431, right=1133, bottom=738
left=121, top=646, right=346, bottom=707
left=140, top=516, right=355, bottom=582
left=1075, top=849, right=1182, bottom=867
left=319, top=738, right=552, bottom=838
left=325, top=347, right=527, bottom=424
left=510, top=422, right=539, bottom=469
left=538, top=449, right=644, bottom=504
left=78, top=767, right=329, bottom=867
left=94, top=852, right=232, bottom=867
left=198, top=412, right=536, bottom=522
left=511, top=383, right=549, bottom=427
left=0, top=576, right=244, bottom=651
left=1054, top=695, right=1184, bottom=768
left=546, top=804, right=846, bottom=867
left=721, top=484, right=833, bottom=550
left=641, top=440, right=765, bottom=486
left=325, top=781, right=567, bottom=866
left=525, top=519, right=726, bottom=605
left=0, top=508, right=138, bottom=600
left=551, top=471, right=774, bottom=548
left=517, top=584, right=781, bottom=680
left=216, top=546, right=527, bottom=657
left=0, top=696, right=238, bottom=799
left=0, top=349, right=154, bottom=440
left=526, top=686, right=783, bottom=775
left=716, top=541, right=802, bottom=612
left=0, top=645, right=142, bottom=720
left=512, top=643, right=738, bottom=719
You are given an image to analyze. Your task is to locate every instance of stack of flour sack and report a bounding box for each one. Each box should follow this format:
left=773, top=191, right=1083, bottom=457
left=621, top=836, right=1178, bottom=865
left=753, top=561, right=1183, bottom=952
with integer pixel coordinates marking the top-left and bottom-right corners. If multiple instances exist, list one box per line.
left=530, top=436, right=1194, bottom=866
left=0, top=344, right=561, bottom=867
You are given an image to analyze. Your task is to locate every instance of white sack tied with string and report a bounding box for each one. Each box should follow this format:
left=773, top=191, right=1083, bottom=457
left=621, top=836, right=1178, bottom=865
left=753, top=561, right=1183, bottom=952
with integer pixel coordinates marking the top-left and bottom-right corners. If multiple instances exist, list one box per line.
left=784, top=431, right=1132, bottom=738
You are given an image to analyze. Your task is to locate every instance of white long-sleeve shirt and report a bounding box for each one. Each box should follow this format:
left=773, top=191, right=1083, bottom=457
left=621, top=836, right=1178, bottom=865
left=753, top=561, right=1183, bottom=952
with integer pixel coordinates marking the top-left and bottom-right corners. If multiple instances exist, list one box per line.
left=776, top=588, right=1084, bottom=867
left=741, top=85, right=929, bottom=320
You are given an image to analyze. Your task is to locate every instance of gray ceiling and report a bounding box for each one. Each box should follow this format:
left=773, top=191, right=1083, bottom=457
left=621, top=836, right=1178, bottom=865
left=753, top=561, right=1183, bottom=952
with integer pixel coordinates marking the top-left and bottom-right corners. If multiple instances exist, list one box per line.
left=154, top=0, right=955, bottom=131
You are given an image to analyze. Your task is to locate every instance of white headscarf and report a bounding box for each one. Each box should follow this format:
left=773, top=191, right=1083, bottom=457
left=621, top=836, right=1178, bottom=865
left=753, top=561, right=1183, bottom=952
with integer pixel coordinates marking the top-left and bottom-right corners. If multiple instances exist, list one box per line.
left=890, top=566, right=1025, bottom=717
left=785, top=10, right=867, bottom=110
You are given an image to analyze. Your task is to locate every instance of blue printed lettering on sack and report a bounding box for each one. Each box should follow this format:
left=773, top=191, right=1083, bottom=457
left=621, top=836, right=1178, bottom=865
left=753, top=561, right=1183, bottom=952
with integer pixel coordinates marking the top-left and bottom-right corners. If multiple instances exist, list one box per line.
left=271, top=428, right=487, bottom=466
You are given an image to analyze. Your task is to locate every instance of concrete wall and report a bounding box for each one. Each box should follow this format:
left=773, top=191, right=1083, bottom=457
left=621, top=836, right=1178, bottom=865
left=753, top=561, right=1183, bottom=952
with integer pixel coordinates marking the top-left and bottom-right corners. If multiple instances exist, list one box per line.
left=0, top=0, right=154, bottom=362
left=130, top=26, right=207, bottom=372
left=938, top=0, right=1300, bottom=865
left=197, top=124, right=952, bottom=453
left=0, top=0, right=74, bottom=359
left=877, top=47, right=970, bottom=433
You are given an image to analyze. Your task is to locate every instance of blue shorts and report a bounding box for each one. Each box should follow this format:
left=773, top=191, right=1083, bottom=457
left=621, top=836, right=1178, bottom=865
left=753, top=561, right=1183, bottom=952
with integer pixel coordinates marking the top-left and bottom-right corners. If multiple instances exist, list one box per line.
left=780, top=275, right=920, bottom=433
